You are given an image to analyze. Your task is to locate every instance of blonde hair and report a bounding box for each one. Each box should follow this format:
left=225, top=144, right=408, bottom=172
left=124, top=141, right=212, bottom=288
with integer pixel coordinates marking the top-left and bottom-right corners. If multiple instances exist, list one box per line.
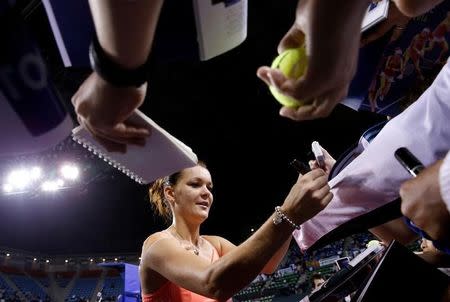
left=148, top=161, right=207, bottom=223
left=148, top=177, right=172, bottom=223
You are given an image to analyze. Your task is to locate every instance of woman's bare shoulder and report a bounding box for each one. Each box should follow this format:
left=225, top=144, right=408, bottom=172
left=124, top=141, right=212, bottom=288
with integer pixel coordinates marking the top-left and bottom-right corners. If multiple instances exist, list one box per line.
left=202, top=235, right=225, bottom=250
left=142, top=230, right=172, bottom=251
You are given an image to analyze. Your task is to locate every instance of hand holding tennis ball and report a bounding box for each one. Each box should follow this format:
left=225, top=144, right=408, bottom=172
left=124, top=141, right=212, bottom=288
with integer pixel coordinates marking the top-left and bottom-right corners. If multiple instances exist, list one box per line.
left=269, top=46, right=308, bottom=108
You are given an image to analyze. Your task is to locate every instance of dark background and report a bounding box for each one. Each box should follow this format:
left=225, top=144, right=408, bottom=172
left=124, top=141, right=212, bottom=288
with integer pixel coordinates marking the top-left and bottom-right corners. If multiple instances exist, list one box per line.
left=0, top=0, right=385, bottom=255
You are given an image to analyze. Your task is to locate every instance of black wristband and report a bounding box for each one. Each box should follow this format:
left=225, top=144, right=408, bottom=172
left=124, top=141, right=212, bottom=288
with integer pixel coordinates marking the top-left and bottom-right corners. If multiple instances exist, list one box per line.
left=89, top=34, right=149, bottom=87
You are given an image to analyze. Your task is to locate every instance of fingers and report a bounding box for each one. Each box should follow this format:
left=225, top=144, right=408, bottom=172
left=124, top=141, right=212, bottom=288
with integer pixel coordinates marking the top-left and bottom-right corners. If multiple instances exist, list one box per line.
left=256, top=66, right=274, bottom=87
left=258, top=61, right=347, bottom=122
left=279, top=84, right=348, bottom=121
left=312, top=183, right=332, bottom=200
left=79, top=116, right=149, bottom=151
left=110, top=123, right=151, bottom=139
left=297, top=168, right=326, bottom=184
left=95, top=123, right=149, bottom=146
left=258, top=63, right=326, bottom=104
left=309, top=160, right=319, bottom=170
left=92, top=132, right=127, bottom=154
left=321, top=191, right=334, bottom=208
left=300, top=170, right=333, bottom=209
left=279, top=98, right=333, bottom=121
left=277, top=23, right=305, bottom=54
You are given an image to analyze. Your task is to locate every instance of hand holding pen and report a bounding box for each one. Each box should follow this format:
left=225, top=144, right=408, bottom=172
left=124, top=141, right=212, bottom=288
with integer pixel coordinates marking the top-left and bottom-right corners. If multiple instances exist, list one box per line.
left=396, top=147, right=450, bottom=242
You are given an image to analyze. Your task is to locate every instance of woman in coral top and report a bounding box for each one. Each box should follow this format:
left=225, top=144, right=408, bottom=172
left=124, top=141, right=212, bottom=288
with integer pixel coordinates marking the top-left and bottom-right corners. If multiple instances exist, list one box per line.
left=140, top=161, right=332, bottom=302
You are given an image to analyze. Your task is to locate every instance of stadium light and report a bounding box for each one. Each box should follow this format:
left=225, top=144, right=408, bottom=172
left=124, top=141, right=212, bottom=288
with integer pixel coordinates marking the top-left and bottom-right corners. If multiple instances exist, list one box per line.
left=3, top=162, right=84, bottom=195
left=30, top=167, right=42, bottom=180
left=7, top=169, right=30, bottom=190
left=3, top=183, right=13, bottom=193
left=60, top=164, right=79, bottom=180
left=41, top=179, right=64, bottom=192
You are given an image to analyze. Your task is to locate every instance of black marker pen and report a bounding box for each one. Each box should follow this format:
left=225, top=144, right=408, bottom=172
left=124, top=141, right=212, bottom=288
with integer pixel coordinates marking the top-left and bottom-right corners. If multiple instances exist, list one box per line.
left=290, top=159, right=311, bottom=175
left=394, top=147, right=425, bottom=177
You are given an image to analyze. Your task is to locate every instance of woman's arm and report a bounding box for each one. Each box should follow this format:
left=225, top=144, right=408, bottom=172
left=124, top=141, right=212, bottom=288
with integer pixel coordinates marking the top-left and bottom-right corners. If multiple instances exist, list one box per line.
left=206, top=235, right=293, bottom=275
left=88, top=0, right=163, bottom=68
left=142, top=218, right=294, bottom=300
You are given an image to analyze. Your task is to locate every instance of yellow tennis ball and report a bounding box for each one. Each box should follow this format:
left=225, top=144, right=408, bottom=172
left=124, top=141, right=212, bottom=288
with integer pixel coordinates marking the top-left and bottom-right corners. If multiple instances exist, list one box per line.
left=270, top=46, right=307, bottom=108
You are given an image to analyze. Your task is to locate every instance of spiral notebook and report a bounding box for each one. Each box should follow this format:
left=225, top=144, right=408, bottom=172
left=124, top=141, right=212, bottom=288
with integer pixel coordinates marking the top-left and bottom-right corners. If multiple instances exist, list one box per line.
left=71, top=110, right=198, bottom=184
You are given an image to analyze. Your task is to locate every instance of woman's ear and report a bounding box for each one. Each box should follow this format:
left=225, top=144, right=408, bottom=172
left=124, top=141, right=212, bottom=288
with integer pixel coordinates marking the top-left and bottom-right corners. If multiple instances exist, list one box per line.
left=164, top=185, right=175, bottom=205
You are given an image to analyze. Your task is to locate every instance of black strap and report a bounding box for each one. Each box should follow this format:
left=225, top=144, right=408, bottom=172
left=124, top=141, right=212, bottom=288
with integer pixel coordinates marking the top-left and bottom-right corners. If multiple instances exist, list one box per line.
left=89, top=34, right=149, bottom=87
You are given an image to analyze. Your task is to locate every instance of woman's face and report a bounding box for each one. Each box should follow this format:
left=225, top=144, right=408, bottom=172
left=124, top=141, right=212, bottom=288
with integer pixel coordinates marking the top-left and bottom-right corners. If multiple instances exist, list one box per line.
left=169, top=165, right=213, bottom=222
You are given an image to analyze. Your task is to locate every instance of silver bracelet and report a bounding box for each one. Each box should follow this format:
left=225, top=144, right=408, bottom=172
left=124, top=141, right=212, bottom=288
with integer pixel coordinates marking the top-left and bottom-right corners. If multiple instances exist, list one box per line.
left=273, top=206, right=301, bottom=230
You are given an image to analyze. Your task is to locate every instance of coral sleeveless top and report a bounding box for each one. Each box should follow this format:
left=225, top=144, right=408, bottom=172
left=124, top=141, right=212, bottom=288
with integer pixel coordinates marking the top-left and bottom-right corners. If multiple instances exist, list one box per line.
left=142, top=231, right=231, bottom=302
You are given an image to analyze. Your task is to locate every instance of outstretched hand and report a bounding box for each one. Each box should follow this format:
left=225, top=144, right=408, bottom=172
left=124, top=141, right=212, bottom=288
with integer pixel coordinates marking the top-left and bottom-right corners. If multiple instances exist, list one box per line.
left=72, top=72, right=150, bottom=153
left=257, top=0, right=370, bottom=121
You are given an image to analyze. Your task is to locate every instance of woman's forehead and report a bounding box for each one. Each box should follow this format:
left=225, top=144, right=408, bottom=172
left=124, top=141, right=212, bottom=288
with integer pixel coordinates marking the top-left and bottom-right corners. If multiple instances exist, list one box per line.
left=182, top=165, right=212, bottom=181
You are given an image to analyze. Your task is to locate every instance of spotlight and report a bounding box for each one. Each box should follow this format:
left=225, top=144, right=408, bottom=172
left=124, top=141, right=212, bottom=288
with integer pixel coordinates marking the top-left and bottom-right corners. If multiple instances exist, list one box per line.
left=7, top=169, right=30, bottom=190
left=65, top=259, right=68, bottom=263
left=46, top=259, right=49, bottom=263
left=6, top=253, right=10, bottom=257
left=3, top=184, right=13, bottom=193
left=60, top=164, right=79, bottom=180
left=33, top=258, right=37, bottom=261
left=41, top=180, right=64, bottom=192
left=30, top=167, right=41, bottom=180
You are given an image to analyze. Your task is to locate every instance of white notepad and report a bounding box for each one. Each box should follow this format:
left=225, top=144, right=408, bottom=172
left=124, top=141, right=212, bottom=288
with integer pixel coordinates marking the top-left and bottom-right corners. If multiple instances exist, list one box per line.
left=193, top=0, right=247, bottom=61
left=72, top=110, right=198, bottom=184
left=361, top=0, right=390, bottom=32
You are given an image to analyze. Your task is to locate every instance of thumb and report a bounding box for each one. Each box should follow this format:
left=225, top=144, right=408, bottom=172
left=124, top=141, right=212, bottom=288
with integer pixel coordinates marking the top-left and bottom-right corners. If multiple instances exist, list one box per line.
left=278, top=24, right=305, bottom=54
left=321, top=147, right=333, bottom=160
